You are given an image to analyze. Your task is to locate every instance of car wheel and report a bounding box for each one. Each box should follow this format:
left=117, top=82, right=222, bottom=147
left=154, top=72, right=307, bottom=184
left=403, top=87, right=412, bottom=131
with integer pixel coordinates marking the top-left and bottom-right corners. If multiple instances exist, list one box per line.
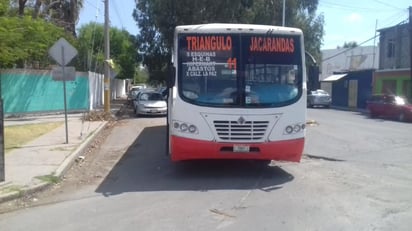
left=398, top=112, right=405, bottom=122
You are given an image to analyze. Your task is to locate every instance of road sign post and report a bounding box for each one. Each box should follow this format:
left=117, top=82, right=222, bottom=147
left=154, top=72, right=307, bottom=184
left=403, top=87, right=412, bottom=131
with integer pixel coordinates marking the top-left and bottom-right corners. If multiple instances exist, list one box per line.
left=52, top=66, right=75, bottom=81
left=0, top=99, right=4, bottom=182
left=61, top=47, right=69, bottom=144
left=48, top=38, right=78, bottom=144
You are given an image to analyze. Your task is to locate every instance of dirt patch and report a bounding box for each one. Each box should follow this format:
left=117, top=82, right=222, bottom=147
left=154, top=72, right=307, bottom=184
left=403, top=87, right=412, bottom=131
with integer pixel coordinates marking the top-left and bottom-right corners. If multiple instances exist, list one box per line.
left=0, top=113, right=130, bottom=213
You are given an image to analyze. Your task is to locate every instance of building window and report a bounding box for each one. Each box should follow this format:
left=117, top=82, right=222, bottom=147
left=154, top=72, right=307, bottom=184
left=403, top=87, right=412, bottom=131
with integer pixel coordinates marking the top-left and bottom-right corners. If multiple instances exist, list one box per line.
left=387, top=39, right=395, bottom=58
left=382, top=79, right=397, bottom=95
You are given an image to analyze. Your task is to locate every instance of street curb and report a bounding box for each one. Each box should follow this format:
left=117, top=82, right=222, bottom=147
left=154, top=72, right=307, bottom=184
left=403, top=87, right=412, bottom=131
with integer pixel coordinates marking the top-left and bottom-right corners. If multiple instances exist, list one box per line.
left=0, top=182, right=50, bottom=204
left=0, top=121, right=108, bottom=204
left=54, top=121, right=108, bottom=178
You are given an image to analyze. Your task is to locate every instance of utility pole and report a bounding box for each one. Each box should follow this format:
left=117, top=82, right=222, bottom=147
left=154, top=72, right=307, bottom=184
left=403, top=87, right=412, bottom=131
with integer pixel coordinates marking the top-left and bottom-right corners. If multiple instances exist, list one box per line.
left=104, top=0, right=110, bottom=112
left=0, top=77, right=4, bottom=182
left=282, top=0, right=286, bottom=26
left=372, top=19, right=378, bottom=69
left=409, top=6, right=412, bottom=100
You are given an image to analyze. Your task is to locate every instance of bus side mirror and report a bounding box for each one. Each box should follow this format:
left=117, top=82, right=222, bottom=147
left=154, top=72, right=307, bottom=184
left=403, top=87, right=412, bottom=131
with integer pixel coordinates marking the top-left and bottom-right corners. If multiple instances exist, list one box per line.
left=168, top=64, right=176, bottom=87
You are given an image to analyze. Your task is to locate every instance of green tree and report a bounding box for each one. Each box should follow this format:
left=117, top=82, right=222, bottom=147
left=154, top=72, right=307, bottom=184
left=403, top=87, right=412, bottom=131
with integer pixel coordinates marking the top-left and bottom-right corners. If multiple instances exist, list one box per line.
left=134, top=66, right=149, bottom=84
left=76, top=22, right=105, bottom=72
left=342, top=41, right=358, bottom=48
left=9, top=0, right=83, bottom=36
left=76, top=23, right=139, bottom=80
left=41, top=0, right=84, bottom=36
left=133, top=0, right=324, bottom=83
left=0, top=16, right=71, bottom=68
left=0, top=0, right=9, bottom=16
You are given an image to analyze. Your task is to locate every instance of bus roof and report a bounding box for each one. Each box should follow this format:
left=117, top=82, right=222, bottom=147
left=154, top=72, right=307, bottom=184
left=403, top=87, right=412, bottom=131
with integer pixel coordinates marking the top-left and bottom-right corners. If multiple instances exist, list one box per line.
left=175, top=23, right=303, bottom=35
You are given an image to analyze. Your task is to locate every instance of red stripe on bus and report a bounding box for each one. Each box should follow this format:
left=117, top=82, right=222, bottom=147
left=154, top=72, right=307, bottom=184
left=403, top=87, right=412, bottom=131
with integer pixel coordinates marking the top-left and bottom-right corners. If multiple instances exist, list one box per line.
left=170, top=136, right=304, bottom=162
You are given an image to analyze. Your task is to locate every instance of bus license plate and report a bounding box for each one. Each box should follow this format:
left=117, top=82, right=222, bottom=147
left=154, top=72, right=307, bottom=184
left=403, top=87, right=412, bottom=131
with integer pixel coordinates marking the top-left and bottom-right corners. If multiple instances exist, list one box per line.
left=233, top=145, right=250, bottom=152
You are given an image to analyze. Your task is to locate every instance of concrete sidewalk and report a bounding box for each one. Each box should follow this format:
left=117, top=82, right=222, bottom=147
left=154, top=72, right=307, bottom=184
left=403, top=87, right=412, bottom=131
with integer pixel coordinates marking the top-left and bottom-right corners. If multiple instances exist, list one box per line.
left=0, top=114, right=106, bottom=203
left=0, top=100, right=126, bottom=203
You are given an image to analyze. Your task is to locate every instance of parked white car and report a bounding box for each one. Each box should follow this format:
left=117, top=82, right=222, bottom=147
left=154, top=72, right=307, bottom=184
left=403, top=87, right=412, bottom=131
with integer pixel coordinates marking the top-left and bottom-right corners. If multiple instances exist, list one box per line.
left=133, top=90, right=167, bottom=116
left=307, top=89, right=332, bottom=108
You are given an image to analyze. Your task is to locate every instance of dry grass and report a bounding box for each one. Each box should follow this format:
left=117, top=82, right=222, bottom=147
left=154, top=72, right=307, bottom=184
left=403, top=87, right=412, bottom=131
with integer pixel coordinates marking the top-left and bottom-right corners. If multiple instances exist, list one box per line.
left=4, top=122, right=63, bottom=153
left=83, top=111, right=115, bottom=121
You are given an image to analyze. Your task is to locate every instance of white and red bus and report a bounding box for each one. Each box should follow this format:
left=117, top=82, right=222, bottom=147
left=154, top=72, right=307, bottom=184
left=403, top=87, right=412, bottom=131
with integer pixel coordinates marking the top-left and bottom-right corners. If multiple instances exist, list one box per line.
left=167, top=23, right=307, bottom=162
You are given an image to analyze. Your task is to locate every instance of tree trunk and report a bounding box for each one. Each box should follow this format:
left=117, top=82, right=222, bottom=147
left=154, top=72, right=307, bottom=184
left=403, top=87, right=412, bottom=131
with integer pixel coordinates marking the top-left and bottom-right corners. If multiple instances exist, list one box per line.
left=69, top=0, right=78, bottom=36
left=18, top=0, right=27, bottom=16
left=32, top=0, right=42, bottom=19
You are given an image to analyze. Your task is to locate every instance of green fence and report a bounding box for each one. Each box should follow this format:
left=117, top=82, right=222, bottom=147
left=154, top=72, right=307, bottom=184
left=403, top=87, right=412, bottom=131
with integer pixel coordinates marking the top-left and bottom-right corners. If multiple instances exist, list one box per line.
left=0, top=69, right=89, bottom=114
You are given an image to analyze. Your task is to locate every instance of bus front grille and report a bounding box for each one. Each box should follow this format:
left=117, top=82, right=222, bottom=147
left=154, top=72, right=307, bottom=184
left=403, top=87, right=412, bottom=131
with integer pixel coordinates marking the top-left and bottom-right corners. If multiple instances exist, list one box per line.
left=213, top=120, right=269, bottom=141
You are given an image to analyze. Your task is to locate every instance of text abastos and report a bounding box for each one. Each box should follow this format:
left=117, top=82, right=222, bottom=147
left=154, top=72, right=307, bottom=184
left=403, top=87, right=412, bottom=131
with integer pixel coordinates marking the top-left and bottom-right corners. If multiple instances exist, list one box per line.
left=185, top=51, right=217, bottom=77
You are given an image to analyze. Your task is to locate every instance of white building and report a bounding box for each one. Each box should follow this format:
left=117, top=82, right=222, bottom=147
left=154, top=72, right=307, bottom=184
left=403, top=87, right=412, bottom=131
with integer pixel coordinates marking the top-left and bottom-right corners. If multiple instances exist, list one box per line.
left=321, top=46, right=379, bottom=80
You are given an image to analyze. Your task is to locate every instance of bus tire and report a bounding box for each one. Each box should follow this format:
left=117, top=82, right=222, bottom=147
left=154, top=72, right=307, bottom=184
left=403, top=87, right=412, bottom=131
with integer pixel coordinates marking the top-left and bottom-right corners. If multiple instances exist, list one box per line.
left=252, top=159, right=271, bottom=166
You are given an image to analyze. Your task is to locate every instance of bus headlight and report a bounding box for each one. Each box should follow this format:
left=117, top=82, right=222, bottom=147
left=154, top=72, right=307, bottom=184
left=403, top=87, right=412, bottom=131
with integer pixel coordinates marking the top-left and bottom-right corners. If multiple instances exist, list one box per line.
left=285, top=126, right=294, bottom=134
left=284, top=123, right=305, bottom=135
left=188, top=125, right=197, bottom=133
left=180, top=123, right=188, bottom=132
left=173, top=120, right=198, bottom=134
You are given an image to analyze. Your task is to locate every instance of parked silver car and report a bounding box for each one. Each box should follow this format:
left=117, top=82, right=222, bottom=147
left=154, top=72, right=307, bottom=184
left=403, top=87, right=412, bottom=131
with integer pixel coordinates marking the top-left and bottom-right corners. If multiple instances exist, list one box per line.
left=133, top=90, right=167, bottom=116
left=127, top=87, right=142, bottom=101
left=307, top=89, right=332, bottom=108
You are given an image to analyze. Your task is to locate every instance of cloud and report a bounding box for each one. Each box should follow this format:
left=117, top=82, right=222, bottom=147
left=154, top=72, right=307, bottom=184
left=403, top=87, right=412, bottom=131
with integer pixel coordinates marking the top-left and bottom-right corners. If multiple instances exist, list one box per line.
left=344, top=13, right=363, bottom=23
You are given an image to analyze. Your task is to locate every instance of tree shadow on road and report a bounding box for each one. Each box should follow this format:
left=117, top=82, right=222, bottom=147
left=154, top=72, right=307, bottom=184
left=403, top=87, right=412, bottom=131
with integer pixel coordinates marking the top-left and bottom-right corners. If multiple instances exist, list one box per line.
left=95, top=125, right=294, bottom=197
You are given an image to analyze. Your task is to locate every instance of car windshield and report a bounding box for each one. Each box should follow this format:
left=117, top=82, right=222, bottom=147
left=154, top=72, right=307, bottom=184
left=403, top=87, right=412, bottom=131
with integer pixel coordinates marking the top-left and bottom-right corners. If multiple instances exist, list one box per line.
left=130, top=89, right=140, bottom=95
left=139, top=92, right=164, bottom=101
left=312, top=89, right=328, bottom=95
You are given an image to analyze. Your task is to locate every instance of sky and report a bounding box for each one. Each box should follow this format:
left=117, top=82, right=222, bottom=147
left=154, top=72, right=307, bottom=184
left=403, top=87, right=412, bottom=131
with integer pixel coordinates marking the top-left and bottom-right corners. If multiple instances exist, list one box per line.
left=78, top=0, right=411, bottom=50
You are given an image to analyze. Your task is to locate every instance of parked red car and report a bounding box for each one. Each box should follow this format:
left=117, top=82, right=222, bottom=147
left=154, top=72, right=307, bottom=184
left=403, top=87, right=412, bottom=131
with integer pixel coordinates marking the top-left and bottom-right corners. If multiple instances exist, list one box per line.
left=366, top=94, right=412, bottom=122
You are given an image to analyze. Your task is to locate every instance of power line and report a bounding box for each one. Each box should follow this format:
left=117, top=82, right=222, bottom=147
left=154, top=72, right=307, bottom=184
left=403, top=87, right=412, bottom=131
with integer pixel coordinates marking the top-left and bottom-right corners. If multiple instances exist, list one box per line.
left=84, top=0, right=99, bottom=10
left=322, top=19, right=408, bottom=62
left=319, top=1, right=395, bottom=12
left=86, top=0, right=103, bottom=71
left=110, top=0, right=124, bottom=29
left=322, top=36, right=378, bottom=62
left=376, top=8, right=409, bottom=29
left=372, top=0, right=402, bottom=10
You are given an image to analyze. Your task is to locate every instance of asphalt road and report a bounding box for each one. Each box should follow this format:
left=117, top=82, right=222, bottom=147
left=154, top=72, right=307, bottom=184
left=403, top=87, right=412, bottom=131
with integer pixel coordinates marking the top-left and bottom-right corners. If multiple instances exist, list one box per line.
left=0, top=108, right=411, bottom=231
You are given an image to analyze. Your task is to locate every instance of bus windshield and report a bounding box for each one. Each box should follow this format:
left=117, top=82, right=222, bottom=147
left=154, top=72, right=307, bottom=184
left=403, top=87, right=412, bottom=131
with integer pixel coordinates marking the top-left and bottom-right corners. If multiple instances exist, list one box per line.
left=178, top=33, right=303, bottom=107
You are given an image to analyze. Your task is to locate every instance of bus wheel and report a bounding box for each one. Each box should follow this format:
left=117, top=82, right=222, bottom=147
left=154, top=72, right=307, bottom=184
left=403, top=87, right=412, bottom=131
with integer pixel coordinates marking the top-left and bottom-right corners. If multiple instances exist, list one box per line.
left=252, top=159, right=271, bottom=166
left=261, top=160, right=272, bottom=166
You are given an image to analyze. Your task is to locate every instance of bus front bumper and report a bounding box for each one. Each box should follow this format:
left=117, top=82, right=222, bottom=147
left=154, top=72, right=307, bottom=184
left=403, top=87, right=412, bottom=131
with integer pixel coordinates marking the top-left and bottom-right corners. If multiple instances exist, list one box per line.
left=170, top=136, right=304, bottom=162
